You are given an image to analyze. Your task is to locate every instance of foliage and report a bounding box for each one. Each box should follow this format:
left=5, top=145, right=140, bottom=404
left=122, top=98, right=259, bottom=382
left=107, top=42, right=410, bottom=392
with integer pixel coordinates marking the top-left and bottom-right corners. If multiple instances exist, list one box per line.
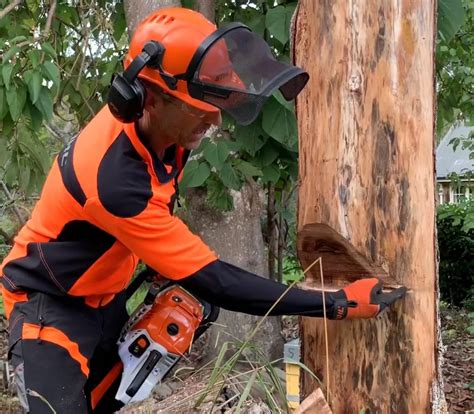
left=437, top=200, right=474, bottom=307
left=282, top=257, right=303, bottom=285
left=468, top=311, right=474, bottom=335
left=437, top=0, right=474, bottom=137
left=0, top=0, right=126, bottom=197
left=449, top=128, right=474, bottom=161
left=179, top=0, right=299, bottom=213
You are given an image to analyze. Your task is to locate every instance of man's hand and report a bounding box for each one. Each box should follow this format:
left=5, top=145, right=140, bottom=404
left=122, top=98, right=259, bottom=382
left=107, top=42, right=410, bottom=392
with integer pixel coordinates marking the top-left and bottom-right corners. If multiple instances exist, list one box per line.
left=332, top=278, right=407, bottom=319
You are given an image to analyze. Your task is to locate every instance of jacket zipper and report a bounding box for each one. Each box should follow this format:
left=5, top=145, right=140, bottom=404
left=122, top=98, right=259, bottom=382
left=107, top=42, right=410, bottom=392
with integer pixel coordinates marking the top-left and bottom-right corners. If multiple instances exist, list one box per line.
left=36, top=294, right=45, bottom=343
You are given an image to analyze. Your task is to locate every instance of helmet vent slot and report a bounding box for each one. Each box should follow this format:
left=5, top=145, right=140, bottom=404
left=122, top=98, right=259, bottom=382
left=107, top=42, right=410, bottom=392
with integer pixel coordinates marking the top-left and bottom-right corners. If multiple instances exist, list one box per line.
left=151, top=15, right=175, bottom=25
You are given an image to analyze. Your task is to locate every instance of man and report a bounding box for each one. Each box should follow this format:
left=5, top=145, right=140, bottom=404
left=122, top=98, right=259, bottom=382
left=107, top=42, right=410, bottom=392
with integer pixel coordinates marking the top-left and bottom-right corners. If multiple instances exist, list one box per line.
left=0, top=7, right=406, bottom=414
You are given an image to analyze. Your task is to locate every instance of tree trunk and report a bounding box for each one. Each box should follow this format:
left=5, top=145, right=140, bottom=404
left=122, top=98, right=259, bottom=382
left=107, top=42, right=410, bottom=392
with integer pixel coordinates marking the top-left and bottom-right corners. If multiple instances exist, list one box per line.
left=294, top=1, right=445, bottom=413
left=194, top=1, right=215, bottom=23
left=184, top=185, right=284, bottom=360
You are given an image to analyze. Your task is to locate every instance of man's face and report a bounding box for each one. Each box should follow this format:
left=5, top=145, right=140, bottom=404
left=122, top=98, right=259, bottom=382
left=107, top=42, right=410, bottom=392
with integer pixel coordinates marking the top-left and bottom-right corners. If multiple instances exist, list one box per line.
left=143, top=83, right=222, bottom=150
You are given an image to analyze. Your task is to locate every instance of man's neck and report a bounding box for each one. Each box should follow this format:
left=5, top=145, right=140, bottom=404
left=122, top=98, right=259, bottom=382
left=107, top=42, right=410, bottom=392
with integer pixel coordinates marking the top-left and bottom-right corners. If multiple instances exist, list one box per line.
left=136, top=118, right=171, bottom=159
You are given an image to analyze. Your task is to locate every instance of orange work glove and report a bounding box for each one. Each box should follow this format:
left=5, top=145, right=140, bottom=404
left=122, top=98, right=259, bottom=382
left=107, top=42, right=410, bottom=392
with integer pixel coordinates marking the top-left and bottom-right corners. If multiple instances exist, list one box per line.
left=331, top=278, right=407, bottom=319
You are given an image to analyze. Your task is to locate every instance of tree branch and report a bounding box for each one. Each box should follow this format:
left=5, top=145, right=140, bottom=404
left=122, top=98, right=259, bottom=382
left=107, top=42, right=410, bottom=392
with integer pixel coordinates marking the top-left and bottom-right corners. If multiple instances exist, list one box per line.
left=0, top=0, right=22, bottom=21
left=1, top=180, right=25, bottom=226
left=0, top=226, right=13, bottom=245
left=44, top=0, right=57, bottom=37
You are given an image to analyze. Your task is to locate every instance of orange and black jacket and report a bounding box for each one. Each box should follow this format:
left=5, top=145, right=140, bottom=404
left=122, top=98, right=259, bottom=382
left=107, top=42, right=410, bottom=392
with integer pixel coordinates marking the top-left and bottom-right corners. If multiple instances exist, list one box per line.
left=0, top=107, right=344, bottom=320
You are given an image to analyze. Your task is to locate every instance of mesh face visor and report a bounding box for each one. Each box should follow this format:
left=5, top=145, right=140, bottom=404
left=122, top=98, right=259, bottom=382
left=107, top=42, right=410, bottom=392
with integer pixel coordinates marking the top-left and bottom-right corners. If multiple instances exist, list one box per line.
left=186, top=25, right=309, bottom=125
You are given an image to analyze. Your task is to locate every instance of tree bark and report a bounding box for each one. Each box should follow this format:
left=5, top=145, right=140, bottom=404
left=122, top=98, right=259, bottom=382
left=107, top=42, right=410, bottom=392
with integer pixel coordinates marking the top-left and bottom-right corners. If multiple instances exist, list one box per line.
left=194, top=1, right=215, bottom=23
left=124, top=0, right=180, bottom=34
left=294, top=1, right=445, bottom=413
left=184, top=185, right=284, bottom=361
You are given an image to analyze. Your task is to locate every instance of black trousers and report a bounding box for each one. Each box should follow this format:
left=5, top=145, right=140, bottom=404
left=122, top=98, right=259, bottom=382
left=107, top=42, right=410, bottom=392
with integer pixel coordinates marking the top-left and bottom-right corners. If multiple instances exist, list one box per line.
left=8, top=291, right=128, bottom=413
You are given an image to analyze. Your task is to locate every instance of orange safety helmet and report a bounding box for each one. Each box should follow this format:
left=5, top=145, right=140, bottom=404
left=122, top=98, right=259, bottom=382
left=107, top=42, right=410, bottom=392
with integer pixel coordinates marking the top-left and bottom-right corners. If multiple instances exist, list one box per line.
left=125, top=8, right=219, bottom=114
left=109, top=7, right=308, bottom=125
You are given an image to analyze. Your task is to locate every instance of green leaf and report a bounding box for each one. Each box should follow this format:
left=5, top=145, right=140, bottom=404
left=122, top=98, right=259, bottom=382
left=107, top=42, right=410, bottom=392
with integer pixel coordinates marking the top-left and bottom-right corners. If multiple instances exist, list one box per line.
left=19, top=163, right=31, bottom=193
left=10, top=35, right=27, bottom=44
left=28, top=71, right=42, bottom=104
left=28, top=49, right=41, bottom=67
left=273, top=89, right=294, bottom=111
left=113, top=12, right=127, bottom=41
left=34, top=87, right=53, bottom=121
left=235, top=371, right=258, bottom=413
left=4, top=158, right=18, bottom=186
left=1, top=114, right=14, bottom=137
left=468, top=325, right=474, bottom=335
left=6, top=84, right=27, bottom=122
left=235, top=122, right=267, bottom=156
left=234, top=160, right=262, bottom=178
left=262, top=165, right=281, bottom=183
left=181, top=0, right=195, bottom=8
left=438, top=0, right=466, bottom=43
left=265, top=4, right=296, bottom=45
left=220, top=163, right=241, bottom=190
left=41, top=61, right=60, bottom=88
left=41, top=42, right=57, bottom=59
left=262, top=97, right=297, bottom=147
left=27, top=101, right=43, bottom=130
left=206, top=176, right=234, bottom=211
left=247, top=13, right=265, bottom=37
left=0, top=138, right=9, bottom=167
left=2, top=45, right=20, bottom=63
left=0, top=87, right=7, bottom=119
left=259, top=142, right=280, bottom=166
left=193, top=137, right=211, bottom=154
left=203, top=140, right=230, bottom=170
left=2, top=64, right=15, bottom=89
left=17, top=133, right=51, bottom=174
left=180, top=160, right=210, bottom=188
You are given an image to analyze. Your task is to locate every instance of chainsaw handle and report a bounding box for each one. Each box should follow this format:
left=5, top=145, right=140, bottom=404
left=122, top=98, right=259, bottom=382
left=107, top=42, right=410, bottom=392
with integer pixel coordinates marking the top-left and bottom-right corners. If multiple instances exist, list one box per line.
left=125, top=267, right=158, bottom=300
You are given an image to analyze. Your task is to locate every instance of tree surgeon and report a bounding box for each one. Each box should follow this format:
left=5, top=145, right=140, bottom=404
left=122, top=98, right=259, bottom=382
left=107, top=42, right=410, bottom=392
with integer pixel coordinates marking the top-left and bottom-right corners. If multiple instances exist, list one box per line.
left=0, top=7, right=406, bottom=414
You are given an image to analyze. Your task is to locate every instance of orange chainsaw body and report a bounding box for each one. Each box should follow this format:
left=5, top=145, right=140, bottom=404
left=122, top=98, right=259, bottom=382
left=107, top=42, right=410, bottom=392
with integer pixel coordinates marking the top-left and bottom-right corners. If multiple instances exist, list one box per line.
left=132, top=285, right=204, bottom=355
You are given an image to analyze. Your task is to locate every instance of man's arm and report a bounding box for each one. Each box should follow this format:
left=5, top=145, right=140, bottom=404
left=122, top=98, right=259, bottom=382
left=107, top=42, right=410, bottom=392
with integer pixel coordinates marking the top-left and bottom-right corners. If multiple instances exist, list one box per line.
left=177, top=259, right=345, bottom=318
left=85, top=195, right=406, bottom=320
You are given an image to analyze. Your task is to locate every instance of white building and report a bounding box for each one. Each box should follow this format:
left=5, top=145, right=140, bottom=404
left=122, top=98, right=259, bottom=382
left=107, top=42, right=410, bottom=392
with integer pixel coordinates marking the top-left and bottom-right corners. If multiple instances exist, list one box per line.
left=436, top=125, right=474, bottom=204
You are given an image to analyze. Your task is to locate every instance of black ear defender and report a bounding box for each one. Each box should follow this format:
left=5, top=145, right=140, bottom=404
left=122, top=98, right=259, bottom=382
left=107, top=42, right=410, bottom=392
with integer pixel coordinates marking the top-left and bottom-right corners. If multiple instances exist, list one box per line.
left=107, top=41, right=179, bottom=123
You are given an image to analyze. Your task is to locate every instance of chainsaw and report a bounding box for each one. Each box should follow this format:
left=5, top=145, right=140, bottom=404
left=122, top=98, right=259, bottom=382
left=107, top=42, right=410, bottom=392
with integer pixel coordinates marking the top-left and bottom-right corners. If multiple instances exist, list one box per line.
left=113, top=270, right=219, bottom=405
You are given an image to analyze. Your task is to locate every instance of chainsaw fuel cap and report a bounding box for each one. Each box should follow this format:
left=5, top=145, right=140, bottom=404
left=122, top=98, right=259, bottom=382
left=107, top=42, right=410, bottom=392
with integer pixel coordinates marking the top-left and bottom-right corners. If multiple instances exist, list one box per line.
left=167, top=323, right=179, bottom=335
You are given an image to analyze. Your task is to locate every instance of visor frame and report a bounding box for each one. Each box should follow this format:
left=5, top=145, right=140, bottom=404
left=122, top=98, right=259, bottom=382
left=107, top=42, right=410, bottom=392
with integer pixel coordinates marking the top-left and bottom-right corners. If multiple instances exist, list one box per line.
left=176, top=22, right=309, bottom=125
left=181, top=22, right=251, bottom=82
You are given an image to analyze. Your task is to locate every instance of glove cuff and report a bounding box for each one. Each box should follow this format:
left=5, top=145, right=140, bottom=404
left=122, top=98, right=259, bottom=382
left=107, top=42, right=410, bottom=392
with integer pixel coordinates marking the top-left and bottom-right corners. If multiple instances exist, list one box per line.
left=327, top=290, right=348, bottom=320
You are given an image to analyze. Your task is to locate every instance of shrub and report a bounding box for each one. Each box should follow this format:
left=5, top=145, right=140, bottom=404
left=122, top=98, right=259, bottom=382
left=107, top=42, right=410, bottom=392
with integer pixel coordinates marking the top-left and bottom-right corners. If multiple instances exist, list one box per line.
left=437, top=200, right=474, bottom=308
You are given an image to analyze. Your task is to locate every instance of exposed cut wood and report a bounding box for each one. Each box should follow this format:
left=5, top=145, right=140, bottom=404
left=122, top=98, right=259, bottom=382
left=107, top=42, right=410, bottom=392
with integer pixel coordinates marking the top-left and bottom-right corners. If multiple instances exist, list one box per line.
left=293, top=388, right=332, bottom=414
left=294, top=1, right=445, bottom=412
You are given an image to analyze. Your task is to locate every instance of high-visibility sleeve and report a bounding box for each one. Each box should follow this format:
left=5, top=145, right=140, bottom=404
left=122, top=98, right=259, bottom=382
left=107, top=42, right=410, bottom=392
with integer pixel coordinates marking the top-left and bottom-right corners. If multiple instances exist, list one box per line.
left=83, top=196, right=217, bottom=280
left=177, top=260, right=348, bottom=319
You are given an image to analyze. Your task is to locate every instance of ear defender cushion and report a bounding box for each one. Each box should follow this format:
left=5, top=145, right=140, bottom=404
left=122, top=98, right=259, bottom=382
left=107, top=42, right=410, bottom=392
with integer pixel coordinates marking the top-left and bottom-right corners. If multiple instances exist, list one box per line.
left=108, top=75, right=146, bottom=123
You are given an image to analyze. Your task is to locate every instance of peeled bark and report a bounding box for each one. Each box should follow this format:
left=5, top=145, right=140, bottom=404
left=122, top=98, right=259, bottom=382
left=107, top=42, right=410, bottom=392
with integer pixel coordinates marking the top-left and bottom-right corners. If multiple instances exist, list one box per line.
left=294, top=1, right=445, bottom=413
